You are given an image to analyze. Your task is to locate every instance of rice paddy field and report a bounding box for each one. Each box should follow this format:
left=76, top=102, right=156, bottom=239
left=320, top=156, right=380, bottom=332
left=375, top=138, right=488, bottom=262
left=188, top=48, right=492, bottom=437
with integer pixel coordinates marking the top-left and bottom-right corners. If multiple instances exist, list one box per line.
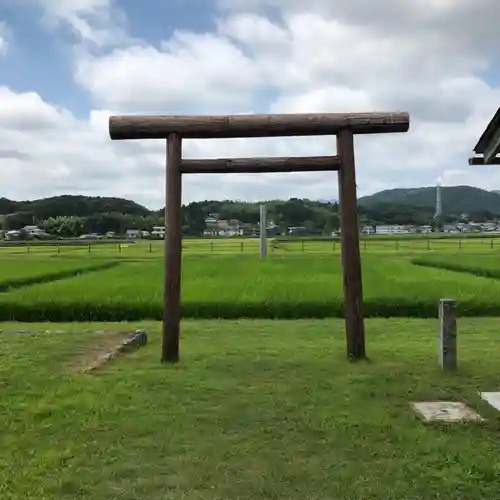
left=2, top=235, right=500, bottom=321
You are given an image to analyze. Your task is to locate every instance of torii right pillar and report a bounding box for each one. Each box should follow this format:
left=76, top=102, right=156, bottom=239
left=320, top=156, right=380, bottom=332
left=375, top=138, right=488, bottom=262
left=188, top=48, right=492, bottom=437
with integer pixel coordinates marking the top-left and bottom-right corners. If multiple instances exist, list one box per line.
left=337, top=128, right=366, bottom=360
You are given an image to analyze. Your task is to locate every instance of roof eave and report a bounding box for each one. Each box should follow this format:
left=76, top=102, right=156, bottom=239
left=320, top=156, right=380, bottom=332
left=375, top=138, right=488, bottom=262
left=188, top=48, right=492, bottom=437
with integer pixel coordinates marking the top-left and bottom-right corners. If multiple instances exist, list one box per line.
left=474, top=106, right=500, bottom=154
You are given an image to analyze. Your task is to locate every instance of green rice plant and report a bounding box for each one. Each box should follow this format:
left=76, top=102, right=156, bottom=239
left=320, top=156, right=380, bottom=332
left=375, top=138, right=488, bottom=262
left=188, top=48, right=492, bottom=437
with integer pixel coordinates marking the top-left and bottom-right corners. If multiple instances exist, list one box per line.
left=2, top=254, right=500, bottom=321
left=412, top=254, right=500, bottom=279
left=0, top=258, right=118, bottom=291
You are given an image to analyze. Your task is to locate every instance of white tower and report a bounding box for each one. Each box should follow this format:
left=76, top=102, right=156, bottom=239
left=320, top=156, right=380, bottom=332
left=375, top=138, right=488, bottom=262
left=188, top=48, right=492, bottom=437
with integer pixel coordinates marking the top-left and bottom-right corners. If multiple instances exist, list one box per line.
left=434, top=178, right=442, bottom=219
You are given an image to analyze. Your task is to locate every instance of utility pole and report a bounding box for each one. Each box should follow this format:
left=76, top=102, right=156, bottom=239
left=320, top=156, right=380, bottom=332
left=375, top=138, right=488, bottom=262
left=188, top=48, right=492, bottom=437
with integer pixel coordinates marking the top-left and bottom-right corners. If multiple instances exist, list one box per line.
left=260, top=204, right=267, bottom=259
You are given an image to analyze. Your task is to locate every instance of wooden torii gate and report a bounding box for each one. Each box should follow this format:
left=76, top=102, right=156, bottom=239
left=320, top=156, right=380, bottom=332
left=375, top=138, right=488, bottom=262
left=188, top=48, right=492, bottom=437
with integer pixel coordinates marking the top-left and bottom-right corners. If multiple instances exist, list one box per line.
left=108, top=111, right=410, bottom=363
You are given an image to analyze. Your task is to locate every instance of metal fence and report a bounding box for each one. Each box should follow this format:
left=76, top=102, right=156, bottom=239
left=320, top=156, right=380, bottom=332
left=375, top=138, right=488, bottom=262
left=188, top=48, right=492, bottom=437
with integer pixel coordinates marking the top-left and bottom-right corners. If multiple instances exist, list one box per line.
left=3, top=236, right=500, bottom=256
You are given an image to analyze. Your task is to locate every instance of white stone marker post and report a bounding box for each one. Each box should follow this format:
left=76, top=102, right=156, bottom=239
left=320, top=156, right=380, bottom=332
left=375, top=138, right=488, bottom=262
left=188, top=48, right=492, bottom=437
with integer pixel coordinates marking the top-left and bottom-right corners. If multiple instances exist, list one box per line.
left=438, top=298, right=457, bottom=370
left=260, top=204, right=267, bottom=259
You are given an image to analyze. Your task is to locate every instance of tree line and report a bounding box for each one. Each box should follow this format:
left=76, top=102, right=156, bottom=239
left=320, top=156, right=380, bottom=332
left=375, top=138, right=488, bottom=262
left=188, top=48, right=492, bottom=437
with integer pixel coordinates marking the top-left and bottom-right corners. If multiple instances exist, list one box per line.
left=0, top=195, right=498, bottom=238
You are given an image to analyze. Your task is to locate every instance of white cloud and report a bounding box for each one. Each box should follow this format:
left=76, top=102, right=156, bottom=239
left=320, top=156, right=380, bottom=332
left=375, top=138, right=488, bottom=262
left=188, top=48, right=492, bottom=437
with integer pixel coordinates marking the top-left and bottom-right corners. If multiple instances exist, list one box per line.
left=2, top=1, right=500, bottom=208
left=37, top=0, right=129, bottom=47
left=74, top=31, right=261, bottom=113
left=0, top=87, right=69, bottom=130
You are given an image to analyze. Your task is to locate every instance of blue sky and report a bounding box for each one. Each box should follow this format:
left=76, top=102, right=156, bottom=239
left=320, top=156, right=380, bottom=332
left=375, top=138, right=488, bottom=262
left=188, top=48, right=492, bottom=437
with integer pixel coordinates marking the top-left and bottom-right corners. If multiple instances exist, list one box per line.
left=1, top=0, right=499, bottom=209
left=0, top=0, right=219, bottom=114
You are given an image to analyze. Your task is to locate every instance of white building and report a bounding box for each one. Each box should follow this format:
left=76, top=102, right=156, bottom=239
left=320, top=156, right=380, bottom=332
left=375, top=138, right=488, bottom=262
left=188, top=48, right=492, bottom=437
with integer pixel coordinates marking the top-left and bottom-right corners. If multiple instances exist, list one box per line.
left=23, top=225, right=49, bottom=238
left=5, top=230, right=21, bottom=240
left=125, top=229, right=142, bottom=239
left=151, top=226, right=166, bottom=238
left=5, top=225, right=49, bottom=240
left=203, top=217, right=243, bottom=237
left=361, top=225, right=375, bottom=234
left=483, top=222, right=498, bottom=232
left=375, top=225, right=409, bottom=235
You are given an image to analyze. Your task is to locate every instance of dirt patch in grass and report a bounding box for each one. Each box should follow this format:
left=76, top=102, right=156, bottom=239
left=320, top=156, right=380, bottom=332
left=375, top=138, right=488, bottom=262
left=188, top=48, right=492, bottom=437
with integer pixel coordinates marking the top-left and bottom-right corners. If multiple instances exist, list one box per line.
left=64, top=331, right=131, bottom=373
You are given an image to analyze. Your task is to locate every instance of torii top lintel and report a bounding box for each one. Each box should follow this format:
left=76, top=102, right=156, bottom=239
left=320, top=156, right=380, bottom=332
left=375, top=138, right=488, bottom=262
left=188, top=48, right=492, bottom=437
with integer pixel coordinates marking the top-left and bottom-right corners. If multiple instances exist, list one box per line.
left=108, top=111, right=410, bottom=140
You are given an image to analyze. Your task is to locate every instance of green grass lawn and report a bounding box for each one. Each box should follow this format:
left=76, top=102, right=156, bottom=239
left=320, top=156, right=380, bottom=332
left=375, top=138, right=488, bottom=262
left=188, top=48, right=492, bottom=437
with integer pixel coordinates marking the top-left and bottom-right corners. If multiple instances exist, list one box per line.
left=1, top=318, right=500, bottom=499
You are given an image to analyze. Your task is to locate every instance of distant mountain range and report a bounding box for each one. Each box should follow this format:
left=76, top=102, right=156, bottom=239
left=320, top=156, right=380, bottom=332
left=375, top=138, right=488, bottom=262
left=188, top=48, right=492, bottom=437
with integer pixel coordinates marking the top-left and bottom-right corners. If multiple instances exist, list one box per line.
left=2, top=186, right=500, bottom=220
left=358, top=186, right=500, bottom=215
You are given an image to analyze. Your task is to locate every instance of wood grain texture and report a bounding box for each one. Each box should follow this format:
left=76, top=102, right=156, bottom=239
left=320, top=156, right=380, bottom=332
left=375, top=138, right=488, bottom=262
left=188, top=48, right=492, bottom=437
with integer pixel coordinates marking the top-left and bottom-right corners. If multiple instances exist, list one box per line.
left=337, top=129, right=366, bottom=360
left=162, top=134, right=183, bottom=364
left=180, top=156, right=341, bottom=174
left=109, top=111, right=410, bottom=140
left=484, top=126, right=500, bottom=163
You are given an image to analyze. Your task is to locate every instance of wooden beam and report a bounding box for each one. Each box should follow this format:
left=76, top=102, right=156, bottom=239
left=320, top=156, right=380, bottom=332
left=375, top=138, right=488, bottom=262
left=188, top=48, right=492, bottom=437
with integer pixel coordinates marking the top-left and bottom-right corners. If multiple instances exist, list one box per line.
left=473, top=106, right=500, bottom=154
left=180, top=155, right=341, bottom=174
left=337, top=129, right=366, bottom=360
left=483, top=125, right=500, bottom=164
left=162, top=133, right=183, bottom=364
left=468, top=156, right=500, bottom=165
left=109, top=111, right=410, bottom=140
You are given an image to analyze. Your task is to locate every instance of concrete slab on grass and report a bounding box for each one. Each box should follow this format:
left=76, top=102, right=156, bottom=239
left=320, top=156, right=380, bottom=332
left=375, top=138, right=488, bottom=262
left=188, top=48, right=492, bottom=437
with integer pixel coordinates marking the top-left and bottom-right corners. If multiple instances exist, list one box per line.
left=479, top=392, right=500, bottom=411
left=411, top=402, right=483, bottom=422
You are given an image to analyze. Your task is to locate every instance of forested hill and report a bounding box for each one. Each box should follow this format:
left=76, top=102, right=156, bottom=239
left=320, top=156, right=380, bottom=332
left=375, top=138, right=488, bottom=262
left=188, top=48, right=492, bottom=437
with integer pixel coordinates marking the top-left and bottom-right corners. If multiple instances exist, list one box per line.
left=358, top=186, right=500, bottom=214
left=0, top=195, right=150, bottom=220
left=2, top=186, right=500, bottom=236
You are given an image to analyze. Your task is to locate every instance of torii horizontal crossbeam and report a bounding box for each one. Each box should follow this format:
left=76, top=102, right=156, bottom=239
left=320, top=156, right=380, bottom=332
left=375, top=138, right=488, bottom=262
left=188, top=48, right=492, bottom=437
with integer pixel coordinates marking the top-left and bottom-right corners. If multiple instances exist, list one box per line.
left=180, top=155, right=341, bottom=174
left=109, top=111, right=409, bottom=140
